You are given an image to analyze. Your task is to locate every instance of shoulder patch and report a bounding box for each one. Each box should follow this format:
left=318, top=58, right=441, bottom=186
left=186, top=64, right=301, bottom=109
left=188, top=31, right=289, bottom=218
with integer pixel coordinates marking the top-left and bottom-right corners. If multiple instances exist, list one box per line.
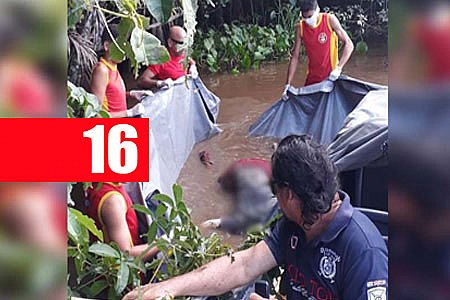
left=367, top=286, right=386, bottom=300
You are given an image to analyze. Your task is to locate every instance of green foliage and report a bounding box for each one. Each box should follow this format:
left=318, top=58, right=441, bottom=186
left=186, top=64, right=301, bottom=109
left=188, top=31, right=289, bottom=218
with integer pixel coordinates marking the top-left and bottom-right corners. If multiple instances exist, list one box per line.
left=67, top=81, right=110, bottom=118
left=0, top=235, right=65, bottom=298
left=192, top=22, right=295, bottom=73
left=325, top=0, right=388, bottom=54
left=194, top=1, right=388, bottom=73
left=68, top=184, right=235, bottom=299
left=68, top=206, right=146, bottom=299
left=67, top=0, right=189, bottom=85
left=130, top=27, right=170, bottom=76
left=145, top=0, right=174, bottom=24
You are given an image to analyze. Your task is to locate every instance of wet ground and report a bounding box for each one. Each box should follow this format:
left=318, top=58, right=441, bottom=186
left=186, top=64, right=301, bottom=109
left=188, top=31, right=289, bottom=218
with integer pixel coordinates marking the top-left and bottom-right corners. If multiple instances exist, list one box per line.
left=177, top=47, right=388, bottom=247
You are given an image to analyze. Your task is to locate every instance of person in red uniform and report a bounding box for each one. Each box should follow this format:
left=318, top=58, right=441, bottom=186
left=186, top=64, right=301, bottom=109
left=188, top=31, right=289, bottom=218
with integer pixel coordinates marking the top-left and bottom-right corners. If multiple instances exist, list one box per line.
left=391, top=1, right=450, bottom=84
left=282, top=0, right=354, bottom=99
left=202, top=159, right=278, bottom=234
left=137, top=26, right=198, bottom=90
left=86, top=183, right=158, bottom=261
left=90, top=25, right=148, bottom=118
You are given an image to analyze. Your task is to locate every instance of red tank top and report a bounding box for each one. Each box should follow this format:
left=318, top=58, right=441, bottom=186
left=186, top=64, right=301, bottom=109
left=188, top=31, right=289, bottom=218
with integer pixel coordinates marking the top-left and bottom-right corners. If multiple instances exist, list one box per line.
left=413, top=21, right=450, bottom=81
left=300, top=13, right=339, bottom=86
left=86, top=183, right=141, bottom=246
left=99, top=58, right=127, bottom=112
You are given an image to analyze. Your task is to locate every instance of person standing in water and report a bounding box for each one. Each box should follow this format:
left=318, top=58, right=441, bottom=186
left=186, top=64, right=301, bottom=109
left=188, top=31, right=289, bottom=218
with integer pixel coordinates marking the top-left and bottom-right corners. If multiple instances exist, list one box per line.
left=282, top=0, right=354, bottom=99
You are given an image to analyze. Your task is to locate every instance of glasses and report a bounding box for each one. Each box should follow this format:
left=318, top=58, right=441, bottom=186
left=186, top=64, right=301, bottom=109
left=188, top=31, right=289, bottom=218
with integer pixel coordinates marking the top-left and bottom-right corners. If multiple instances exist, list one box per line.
left=170, top=37, right=185, bottom=45
left=270, top=179, right=289, bottom=195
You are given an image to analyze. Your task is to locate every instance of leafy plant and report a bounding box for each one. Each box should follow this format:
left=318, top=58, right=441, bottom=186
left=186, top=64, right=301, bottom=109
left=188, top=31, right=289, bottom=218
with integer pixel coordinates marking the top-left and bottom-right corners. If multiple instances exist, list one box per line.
left=192, top=23, right=294, bottom=73
left=67, top=0, right=199, bottom=85
left=68, top=207, right=146, bottom=299
left=68, top=184, right=235, bottom=299
left=68, top=183, right=287, bottom=299
left=193, top=0, right=388, bottom=73
left=67, top=81, right=110, bottom=118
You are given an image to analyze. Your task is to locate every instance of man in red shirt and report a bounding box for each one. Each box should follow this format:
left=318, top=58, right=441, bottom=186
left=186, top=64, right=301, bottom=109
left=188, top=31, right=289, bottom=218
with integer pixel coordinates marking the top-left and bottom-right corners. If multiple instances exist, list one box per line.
left=137, top=26, right=197, bottom=90
left=282, top=0, right=354, bottom=99
left=86, top=183, right=158, bottom=261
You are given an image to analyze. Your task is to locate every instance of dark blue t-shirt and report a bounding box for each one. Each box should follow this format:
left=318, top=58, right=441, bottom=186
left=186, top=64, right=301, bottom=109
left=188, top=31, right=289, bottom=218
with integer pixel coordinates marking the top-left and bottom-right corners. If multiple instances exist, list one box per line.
left=264, top=191, right=388, bottom=300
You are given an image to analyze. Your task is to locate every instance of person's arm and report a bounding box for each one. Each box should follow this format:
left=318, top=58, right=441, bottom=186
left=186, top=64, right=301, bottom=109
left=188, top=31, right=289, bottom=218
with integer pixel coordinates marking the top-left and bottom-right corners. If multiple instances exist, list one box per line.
left=342, top=248, right=388, bottom=300
left=329, top=14, right=354, bottom=69
left=123, top=241, right=278, bottom=300
left=90, top=63, right=134, bottom=118
left=90, top=64, right=109, bottom=108
left=137, top=68, right=160, bottom=89
left=285, top=24, right=303, bottom=86
left=101, top=194, right=158, bottom=261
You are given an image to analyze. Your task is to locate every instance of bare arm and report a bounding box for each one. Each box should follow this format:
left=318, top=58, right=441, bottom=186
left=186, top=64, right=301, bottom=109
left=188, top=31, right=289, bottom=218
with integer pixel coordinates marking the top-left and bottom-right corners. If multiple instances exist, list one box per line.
left=123, top=241, right=278, bottom=300
left=90, top=64, right=129, bottom=118
left=90, top=64, right=108, bottom=107
left=329, top=14, right=354, bottom=69
left=137, top=68, right=159, bottom=89
left=285, top=24, right=303, bottom=85
left=101, top=194, right=158, bottom=261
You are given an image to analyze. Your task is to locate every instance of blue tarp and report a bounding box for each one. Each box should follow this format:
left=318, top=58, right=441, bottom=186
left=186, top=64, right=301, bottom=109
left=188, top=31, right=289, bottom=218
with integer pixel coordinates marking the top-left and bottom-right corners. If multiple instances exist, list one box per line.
left=139, top=77, right=221, bottom=199
left=248, top=76, right=386, bottom=146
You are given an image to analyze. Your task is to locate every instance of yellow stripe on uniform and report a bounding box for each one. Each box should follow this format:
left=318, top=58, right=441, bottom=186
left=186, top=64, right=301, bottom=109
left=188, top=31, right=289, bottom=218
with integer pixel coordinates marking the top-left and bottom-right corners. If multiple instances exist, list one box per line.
left=97, top=191, right=124, bottom=228
left=327, top=14, right=339, bottom=69
left=97, top=189, right=134, bottom=247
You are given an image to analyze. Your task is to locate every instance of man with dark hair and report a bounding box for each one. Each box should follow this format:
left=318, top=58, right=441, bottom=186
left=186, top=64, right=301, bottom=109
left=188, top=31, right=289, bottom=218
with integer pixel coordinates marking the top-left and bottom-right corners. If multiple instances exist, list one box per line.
left=123, top=135, right=387, bottom=300
left=282, top=0, right=354, bottom=98
left=90, top=24, right=148, bottom=117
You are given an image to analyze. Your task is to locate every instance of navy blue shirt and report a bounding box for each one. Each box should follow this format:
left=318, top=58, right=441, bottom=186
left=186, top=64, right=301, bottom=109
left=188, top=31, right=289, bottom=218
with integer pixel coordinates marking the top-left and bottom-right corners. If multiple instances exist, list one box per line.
left=264, top=191, right=388, bottom=300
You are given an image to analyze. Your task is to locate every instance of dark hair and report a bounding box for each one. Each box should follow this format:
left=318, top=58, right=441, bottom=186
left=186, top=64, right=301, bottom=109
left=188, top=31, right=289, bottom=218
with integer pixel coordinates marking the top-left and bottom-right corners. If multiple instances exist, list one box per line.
left=299, top=0, right=318, bottom=12
left=101, top=24, right=119, bottom=43
left=271, top=135, right=338, bottom=228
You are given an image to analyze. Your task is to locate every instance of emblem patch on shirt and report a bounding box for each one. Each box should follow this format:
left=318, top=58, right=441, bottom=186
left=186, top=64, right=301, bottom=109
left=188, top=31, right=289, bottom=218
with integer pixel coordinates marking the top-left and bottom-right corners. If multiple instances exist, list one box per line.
left=318, top=32, right=327, bottom=44
left=318, top=247, right=340, bottom=283
left=367, top=286, right=386, bottom=300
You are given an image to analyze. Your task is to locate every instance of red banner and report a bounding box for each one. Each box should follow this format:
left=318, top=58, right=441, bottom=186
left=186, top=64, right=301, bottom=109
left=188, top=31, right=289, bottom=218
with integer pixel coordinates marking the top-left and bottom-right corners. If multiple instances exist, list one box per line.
left=0, top=118, right=149, bottom=182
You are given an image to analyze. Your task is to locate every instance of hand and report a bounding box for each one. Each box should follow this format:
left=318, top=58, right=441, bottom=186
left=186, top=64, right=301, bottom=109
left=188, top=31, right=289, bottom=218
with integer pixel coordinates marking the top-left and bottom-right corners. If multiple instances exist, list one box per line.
left=126, top=103, right=145, bottom=117
left=129, top=90, right=154, bottom=101
left=281, top=84, right=290, bottom=101
left=156, top=78, right=174, bottom=89
left=189, top=64, right=199, bottom=79
left=201, top=218, right=221, bottom=229
left=328, top=66, right=342, bottom=81
left=122, top=283, right=174, bottom=300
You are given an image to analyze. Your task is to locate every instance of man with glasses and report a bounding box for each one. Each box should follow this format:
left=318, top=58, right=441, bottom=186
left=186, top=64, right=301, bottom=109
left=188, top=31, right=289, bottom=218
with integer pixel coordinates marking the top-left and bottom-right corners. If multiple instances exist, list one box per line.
left=123, top=135, right=387, bottom=300
left=282, top=0, right=354, bottom=99
left=137, top=26, right=197, bottom=89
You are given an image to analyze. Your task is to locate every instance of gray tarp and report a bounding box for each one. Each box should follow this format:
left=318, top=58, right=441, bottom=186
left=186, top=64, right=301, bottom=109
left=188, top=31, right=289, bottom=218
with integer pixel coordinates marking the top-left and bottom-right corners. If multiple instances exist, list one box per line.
left=138, top=77, right=221, bottom=199
left=248, top=76, right=387, bottom=145
left=327, top=89, right=388, bottom=172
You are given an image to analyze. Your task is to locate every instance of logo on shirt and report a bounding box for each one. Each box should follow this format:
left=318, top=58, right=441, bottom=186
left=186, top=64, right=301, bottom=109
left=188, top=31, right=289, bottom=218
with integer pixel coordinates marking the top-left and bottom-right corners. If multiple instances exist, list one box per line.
left=318, top=247, right=340, bottom=283
left=367, top=280, right=387, bottom=300
left=318, top=32, right=328, bottom=44
left=367, top=286, right=386, bottom=300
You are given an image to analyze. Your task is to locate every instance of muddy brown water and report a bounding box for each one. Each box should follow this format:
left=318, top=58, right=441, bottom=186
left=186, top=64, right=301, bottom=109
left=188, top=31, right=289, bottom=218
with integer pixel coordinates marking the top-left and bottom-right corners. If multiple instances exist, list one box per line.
left=177, top=48, right=388, bottom=248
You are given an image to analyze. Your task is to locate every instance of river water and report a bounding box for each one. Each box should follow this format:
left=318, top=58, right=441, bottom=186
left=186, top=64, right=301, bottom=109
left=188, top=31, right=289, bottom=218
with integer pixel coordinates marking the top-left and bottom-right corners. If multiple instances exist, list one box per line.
left=177, top=48, right=388, bottom=247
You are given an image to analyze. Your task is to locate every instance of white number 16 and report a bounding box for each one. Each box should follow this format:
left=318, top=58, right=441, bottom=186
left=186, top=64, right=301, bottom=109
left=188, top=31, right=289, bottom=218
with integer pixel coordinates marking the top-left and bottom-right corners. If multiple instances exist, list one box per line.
left=83, top=124, right=138, bottom=174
